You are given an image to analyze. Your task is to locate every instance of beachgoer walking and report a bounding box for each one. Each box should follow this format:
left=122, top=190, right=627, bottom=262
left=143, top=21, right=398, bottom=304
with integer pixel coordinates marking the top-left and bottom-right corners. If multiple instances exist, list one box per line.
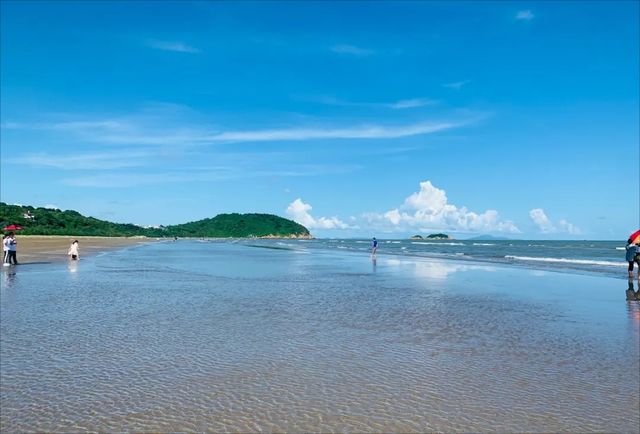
left=68, top=240, right=79, bottom=260
left=8, top=233, right=18, bottom=265
left=371, top=237, right=378, bottom=258
left=625, top=238, right=639, bottom=279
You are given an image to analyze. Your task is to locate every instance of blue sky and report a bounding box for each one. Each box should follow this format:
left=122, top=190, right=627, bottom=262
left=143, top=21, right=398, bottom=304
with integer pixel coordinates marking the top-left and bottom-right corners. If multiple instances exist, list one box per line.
left=1, top=1, right=638, bottom=239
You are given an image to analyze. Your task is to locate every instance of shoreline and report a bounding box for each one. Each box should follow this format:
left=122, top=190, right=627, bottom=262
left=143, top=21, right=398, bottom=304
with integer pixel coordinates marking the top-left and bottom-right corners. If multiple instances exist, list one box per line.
left=3, top=235, right=158, bottom=265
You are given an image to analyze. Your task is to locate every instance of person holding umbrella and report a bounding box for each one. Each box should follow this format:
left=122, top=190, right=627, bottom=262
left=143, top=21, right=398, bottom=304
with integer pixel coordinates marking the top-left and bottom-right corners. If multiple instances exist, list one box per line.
left=626, top=230, right=640, bottom=279
left=2, top=225, right=23, bottom=266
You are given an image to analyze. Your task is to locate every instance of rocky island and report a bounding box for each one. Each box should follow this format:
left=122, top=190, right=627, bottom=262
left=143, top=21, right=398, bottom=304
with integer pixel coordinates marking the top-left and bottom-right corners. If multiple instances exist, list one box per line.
left=410, top=233, right=451, bottom=240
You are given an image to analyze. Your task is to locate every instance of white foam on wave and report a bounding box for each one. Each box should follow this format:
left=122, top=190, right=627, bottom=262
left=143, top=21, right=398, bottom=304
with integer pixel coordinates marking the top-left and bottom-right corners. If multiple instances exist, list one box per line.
left=615, top=247, right=625, bottom=250
left=411, top=242, right=465, bottom=246
left=505, top=255, right=626, bottom=267
left=472, top=243, right=495, bottom=246
left=277, top=242, right=296, bottom=247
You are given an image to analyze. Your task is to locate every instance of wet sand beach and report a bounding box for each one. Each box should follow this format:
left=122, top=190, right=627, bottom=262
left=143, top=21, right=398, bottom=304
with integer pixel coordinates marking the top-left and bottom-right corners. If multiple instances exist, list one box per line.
left=4, top=235, right=154, bottom=264
left=1, top=240, right=639, bottom=432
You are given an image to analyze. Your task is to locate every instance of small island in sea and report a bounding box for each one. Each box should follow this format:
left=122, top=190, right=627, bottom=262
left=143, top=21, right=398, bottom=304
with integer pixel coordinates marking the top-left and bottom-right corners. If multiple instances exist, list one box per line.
left=0, top=202, right=312, bottom=239
left=410, top=233, right=451, bottom=240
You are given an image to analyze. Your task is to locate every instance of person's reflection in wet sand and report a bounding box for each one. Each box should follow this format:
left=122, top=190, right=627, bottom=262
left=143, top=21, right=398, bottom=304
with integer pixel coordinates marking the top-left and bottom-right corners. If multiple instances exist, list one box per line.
left=626, top=279, right=640, bottom=325
left=1, top=268, right=17, bottom=289
left=626, top=279, right=640, bottom=301
left=68, top=259, right=79, bottom=276
left=372, top=257, right=377, bottom=273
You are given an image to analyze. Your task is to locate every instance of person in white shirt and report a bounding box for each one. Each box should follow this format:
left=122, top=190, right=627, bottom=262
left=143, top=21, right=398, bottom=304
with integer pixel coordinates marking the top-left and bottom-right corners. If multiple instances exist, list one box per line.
left=7, top=233, right=18, bottom=265
left=68, top=240, right=79, bottom=260
left=2, top=234, right=10, bottom=265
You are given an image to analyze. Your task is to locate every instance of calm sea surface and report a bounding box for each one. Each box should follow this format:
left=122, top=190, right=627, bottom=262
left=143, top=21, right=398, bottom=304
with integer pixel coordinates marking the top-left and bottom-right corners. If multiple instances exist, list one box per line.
left=244, top=238, right=632, bottom=278
left=1, top=241, right=639, bottom=432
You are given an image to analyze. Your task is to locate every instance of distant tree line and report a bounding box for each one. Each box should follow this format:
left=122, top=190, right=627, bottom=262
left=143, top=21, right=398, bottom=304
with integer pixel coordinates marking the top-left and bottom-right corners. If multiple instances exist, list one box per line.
left=0, top=203, right=310, bottom=238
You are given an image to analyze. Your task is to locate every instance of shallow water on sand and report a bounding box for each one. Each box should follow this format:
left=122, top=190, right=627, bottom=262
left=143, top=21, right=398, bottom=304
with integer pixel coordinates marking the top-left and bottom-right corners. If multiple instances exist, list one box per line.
left=1, top=241, right=639, bottom=432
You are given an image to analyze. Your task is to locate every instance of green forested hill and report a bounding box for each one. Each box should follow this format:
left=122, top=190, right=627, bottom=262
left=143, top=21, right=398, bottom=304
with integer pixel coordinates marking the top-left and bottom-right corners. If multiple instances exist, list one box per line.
left=0, top=203, right=146, bottom=236
left=166, top=213, right=310, bottom=238
left=0, top=203, right=311, bottom=238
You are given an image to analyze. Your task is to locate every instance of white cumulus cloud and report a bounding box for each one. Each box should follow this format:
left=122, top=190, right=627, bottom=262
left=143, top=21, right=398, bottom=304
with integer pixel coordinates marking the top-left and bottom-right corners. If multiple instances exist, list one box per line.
left=286, top=198, right=350, bottom=230
left=529, top=208, right=555, bottom=233
left=529, top=208, right=580, bottom=234
left=372, top=181, right=520, bottom=234
left=558, top=219, right=580, bottom=235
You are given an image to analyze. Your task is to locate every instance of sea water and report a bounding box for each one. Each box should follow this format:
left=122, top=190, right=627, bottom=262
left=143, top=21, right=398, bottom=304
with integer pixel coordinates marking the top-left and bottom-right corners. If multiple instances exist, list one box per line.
left=1, top=241, right=638, bottom=432
left=254, top=238, right=632, bottom=278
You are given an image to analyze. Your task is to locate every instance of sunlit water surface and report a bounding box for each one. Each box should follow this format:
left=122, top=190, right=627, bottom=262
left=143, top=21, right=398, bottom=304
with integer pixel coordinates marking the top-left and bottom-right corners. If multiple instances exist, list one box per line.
left=1, top=241, right=638, bottom=432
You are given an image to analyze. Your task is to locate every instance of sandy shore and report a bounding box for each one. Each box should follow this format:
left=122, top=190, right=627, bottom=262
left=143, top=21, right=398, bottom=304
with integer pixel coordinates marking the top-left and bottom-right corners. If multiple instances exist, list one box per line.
left=4, top=236, right=155, bottom=264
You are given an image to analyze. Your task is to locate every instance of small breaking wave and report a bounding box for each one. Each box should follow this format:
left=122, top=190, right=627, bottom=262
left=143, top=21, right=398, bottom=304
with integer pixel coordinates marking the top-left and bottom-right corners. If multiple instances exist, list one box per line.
left=505, top=255, right=626, bottom=267
left=411, top=242, right=465, bottom=246
left=472, top=243, right=495, bottom=246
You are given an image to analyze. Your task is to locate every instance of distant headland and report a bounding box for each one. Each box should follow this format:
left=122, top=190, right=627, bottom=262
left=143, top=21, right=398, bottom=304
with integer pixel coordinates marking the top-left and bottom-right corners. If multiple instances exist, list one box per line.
left=410, top=233, right=451, bottom=240
left=0, top=203, right=312, bottom=239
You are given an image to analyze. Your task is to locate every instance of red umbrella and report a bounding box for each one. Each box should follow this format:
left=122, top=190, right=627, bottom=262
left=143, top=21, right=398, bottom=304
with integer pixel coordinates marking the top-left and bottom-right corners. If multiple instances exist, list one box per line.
left=2, top=224, right=23, bottom=231
left=630, top=230, right=640, bottom=244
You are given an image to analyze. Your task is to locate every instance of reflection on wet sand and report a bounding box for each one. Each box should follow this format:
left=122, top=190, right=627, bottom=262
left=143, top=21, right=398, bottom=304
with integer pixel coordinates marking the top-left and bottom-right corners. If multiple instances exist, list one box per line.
left=384, top=257, right=496, bottom=279
left=626, top=279, right=640, bottom=301
left=1, top=242, right=638, bottom=433
left=1, top=267, right=17, bottom=289
left=626, top=280, right=640, bottom=325
left=68, top=260, right=79, bottom=274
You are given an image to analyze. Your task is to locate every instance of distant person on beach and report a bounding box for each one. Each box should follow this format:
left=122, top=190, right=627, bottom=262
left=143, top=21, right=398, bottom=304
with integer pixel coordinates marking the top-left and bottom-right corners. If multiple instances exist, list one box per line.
left=68, top=240, right=79, bottom=260
left=371, top=237, right=378, bottom=258
left=626, top=238, right=639, bottom=279
left=7, top=233, right=18, bottom=265
left=2, top=234, right=10, bottom=265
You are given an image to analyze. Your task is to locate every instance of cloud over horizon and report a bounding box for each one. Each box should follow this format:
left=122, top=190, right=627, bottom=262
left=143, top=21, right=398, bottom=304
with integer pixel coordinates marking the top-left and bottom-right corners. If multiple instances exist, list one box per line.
left=529, top=208, right=580, bottom=234
left=286, top=198, right=351, bottom=230
left=366, top=181, right=520, bottom=234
